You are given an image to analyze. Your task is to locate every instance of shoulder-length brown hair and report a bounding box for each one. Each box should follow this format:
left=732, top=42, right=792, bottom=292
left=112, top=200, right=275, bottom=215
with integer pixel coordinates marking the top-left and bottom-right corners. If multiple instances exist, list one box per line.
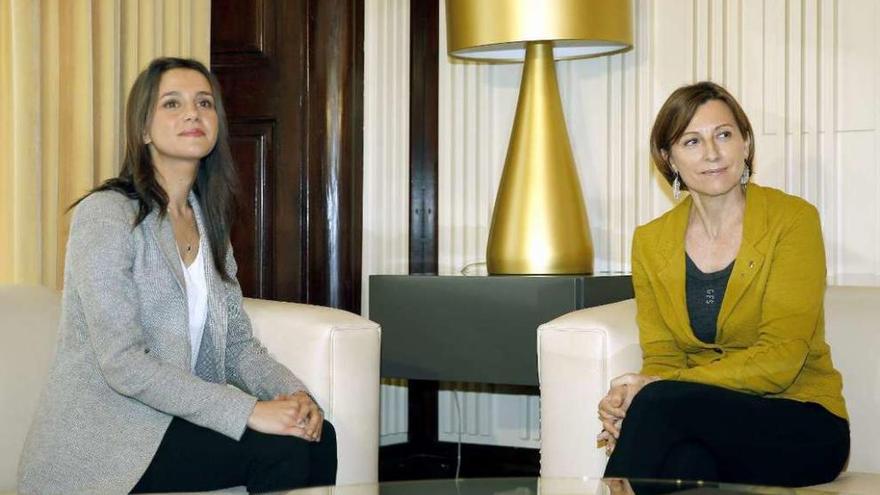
left=74, top=57, right=239, bottom=281
left=650, top=81, right=755, bottom=190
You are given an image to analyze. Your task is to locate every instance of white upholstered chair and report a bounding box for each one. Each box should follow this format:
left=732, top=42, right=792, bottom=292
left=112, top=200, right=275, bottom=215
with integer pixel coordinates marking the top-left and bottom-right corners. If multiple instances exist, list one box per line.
left=0, top=284, right=381, bottom=494
left=538, top=285, right=880, bottom=494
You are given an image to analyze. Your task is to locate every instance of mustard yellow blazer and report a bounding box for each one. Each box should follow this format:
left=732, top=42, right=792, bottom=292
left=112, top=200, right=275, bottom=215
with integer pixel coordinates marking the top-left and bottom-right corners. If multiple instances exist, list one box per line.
left=633, top=183, right=847, bottom=419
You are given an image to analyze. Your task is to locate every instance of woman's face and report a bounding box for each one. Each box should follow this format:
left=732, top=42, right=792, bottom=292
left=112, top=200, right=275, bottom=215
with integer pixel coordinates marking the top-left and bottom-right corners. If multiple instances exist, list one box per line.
left=665, top=99, right=749, bottom=199
left=144, top=68, right=219, bottom=167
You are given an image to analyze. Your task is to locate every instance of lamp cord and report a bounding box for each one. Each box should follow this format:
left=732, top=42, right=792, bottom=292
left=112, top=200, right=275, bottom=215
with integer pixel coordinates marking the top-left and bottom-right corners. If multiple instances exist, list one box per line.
left=459, top=261, right=487, bottom=276
left=452, top=389, right=463, bottom=480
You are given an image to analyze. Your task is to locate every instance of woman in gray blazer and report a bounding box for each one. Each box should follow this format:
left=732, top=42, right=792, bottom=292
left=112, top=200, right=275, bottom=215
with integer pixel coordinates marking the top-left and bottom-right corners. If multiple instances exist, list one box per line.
left=18, top=57, right=336, bottom=494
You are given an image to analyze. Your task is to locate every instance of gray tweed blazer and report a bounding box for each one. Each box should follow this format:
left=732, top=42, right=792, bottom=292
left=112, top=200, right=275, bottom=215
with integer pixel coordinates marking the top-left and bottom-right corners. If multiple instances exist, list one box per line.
left=17, top=190, right=309, bottom=494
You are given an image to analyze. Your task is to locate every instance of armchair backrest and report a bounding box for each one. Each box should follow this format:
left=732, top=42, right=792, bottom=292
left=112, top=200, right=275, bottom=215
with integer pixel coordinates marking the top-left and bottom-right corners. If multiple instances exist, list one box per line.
left=823, top=286, right=880, bottom=473
left=0, top=285, right=60, bottom=492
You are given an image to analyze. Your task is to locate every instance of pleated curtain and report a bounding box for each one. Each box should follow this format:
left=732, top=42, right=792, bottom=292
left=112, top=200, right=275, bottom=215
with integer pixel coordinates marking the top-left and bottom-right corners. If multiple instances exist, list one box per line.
left=0, top=0, right=210, bottom=288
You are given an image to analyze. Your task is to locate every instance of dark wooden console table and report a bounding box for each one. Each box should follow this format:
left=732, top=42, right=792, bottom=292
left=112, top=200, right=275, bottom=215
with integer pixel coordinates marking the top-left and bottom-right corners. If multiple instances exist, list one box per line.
left=370, top=274, right=633, bottom=480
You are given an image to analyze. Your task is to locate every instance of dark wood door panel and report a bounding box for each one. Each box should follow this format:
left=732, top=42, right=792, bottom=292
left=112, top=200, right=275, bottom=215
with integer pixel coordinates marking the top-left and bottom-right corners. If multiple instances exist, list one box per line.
left=212, top=0, right=304, bottom=302
left=215, top=74, right=278, bottom=119
left=304, top=0, right=363, bottom=311
left=229, top=121, right=275, bottom=299
left=211, top=0, right=274, bottom=60
left=212, top=0, right=362, bottom=310
left=409, top=0, right=439, bottom=275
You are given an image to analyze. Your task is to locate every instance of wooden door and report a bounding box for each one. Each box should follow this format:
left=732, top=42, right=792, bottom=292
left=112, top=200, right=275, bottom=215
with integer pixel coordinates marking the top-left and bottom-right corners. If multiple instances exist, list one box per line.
left=211, top=0, right=363, bottom=312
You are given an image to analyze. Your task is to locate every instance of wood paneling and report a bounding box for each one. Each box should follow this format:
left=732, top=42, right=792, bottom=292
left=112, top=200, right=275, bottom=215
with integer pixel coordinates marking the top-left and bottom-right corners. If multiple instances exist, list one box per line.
left=211, top=0, right=363, bottom=309
left=228, top=121, right=274, bottom=298
left=210, top=0, right=269, bottom=57
left=305, top=0, right=365, bottom=312
left=409, top=0, right=439, bottom=275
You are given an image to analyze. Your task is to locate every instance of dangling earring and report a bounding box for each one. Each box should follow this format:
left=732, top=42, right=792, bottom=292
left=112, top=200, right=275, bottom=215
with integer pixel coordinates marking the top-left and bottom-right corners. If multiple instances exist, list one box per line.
left=740, top=164, right=750, bottom=187
left=672, top=171, right=681, bottom=200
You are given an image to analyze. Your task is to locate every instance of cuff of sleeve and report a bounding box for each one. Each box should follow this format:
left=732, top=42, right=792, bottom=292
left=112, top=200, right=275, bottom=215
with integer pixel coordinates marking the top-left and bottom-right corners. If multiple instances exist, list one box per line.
left=305, top=391, right=324, bottom=415
left=641, top=367, right=680, bottom=381
left=223, top=389, right=259, bottom=440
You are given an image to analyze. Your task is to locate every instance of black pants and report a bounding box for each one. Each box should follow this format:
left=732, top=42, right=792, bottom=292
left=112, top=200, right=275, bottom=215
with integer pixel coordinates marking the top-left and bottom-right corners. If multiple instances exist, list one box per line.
left=604, top=380, right=849, bottom=487
left=131, top=417, right=337, bottom=493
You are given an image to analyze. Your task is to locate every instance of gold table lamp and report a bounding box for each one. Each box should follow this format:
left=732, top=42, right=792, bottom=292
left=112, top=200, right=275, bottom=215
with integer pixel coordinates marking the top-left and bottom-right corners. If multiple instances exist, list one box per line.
left=446, top=0, right=632, bottom=274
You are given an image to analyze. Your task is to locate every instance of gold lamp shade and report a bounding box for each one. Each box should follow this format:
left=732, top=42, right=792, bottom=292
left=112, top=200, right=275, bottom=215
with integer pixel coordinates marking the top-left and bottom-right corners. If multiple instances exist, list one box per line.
left=446, top=0, right=632, bottom=275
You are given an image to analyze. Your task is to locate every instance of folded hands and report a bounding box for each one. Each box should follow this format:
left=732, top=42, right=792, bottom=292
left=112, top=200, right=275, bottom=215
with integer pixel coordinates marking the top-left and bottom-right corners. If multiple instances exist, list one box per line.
left=247, top=391, right=324, bottom=442
left=597, top=373, right=660, bottom=455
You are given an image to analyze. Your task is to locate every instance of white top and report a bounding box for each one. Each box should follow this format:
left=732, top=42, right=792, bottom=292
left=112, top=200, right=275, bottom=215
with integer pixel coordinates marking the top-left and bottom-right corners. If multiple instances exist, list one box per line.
left=180, top=246, right=208, bottom=371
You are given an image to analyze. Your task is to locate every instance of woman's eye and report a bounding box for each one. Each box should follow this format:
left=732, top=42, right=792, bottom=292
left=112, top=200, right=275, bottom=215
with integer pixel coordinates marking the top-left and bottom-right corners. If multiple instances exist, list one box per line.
left=717, top=131, right=731, bottom=139
left=162, top=100, right=179, bottom=109
left=198, top=99, right=214, bottom=109
left=683, top=138, right=698, bottom=147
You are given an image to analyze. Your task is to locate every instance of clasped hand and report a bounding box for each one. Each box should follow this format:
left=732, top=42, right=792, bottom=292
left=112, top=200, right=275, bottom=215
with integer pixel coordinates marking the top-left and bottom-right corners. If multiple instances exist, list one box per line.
left=597, top=373, right=659, bottom=455
left=247, top=391, right=324, bottom=442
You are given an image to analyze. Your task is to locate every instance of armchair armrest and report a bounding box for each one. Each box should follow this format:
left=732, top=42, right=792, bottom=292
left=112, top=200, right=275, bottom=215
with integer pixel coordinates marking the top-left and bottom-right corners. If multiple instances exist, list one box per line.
left=537, top=298, right=641, bottom=478
left=243, top=298, right=381, bottom=485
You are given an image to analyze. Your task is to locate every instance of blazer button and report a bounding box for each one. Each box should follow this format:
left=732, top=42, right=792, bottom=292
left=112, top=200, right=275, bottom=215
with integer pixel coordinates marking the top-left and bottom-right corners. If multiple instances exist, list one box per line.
left=144, top=348, right=151, bottom=354
left=713, top=348, right=723, bottom=354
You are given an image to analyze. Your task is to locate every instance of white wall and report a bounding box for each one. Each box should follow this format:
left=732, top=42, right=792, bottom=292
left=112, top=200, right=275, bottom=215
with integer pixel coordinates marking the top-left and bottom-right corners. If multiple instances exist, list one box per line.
left=365, top=0, right=880, bottom=447
left=363, top=0, right=411, bottom=446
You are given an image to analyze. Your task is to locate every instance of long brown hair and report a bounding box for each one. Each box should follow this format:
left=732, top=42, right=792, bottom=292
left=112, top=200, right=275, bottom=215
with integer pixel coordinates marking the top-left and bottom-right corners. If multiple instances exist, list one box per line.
left=73, top=57, right=239, bottom=281
left=650, top=81, right=756, bottom=190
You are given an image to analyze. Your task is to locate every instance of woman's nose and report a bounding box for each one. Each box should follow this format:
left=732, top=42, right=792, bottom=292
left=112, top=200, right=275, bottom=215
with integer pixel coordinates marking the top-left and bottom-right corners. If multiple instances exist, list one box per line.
left=704, top=138, right=719, bottom=160
left=183, top=102, right=199, bottom=121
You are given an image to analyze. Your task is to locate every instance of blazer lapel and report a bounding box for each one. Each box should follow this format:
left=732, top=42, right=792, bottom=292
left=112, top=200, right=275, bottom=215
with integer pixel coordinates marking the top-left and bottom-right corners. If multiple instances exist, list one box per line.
left=145, top=206, right=194, bottom=369
left=655, top=197, right=694, bottom=339
left=717, top=185, right=768, bottom=332
left=147, top=209, right=187, bottom=297
left=190, top=193, right=227, bottom=377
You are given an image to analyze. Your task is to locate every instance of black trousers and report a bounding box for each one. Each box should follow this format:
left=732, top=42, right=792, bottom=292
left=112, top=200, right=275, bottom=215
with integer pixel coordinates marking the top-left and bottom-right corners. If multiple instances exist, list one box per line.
left=604, top=380, right=849, bottom=487
left=131, top=417, right=337, bottom=493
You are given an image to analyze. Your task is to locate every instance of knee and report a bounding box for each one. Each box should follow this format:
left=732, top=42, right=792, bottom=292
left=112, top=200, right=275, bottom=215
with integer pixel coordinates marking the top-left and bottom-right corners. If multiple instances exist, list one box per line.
left=310, top=420, right=338, bottom=486
left=315, top=420, right=338, bottom=464
left=627, top=380, right=682, bottom=418
left=624, top=380, right=712, bottom=431
left=319, top=420, right=336, bottom=447
left=242, top=433, right=312, bottom=491
left=246, top=431, right=311, bottom=466
left=630, top=380, right=713, bottom=413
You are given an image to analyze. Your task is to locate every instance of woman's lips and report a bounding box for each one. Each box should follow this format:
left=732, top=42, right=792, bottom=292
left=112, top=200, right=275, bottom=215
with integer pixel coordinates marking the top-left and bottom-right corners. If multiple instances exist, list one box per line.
left=179, top=129, right=205, bottom=137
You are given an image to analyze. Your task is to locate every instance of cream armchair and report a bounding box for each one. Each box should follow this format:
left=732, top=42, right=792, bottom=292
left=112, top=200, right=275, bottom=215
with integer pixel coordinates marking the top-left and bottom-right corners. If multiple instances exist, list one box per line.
left=0, top=284, right=381, bottom=493
left=538, top=285, right=880, bottom=494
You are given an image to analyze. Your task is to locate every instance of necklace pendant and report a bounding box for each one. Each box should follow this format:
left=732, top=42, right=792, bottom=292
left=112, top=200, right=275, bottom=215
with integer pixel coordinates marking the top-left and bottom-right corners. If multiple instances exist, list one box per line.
left=186, top=245, right=192, bottom=252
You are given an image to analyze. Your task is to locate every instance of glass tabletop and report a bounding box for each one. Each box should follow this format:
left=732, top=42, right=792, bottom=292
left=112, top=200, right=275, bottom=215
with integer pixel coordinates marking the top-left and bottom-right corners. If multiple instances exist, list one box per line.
left=282, top=477, right=847, bottom=495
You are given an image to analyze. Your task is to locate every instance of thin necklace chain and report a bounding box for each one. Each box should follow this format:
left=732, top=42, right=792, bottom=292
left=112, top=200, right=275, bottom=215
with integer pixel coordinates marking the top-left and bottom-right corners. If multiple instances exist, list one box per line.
left=183, top=209, right=198, bottom=253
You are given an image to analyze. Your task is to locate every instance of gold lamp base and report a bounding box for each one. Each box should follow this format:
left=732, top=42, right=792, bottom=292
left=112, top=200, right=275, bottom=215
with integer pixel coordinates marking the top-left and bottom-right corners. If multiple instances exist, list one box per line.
left=486, top=41, right=593, bottom=275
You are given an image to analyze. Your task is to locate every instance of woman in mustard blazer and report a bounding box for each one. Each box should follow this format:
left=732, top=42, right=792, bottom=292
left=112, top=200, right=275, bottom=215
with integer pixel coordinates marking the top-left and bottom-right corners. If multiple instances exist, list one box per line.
left=598, top=82, right=849, bottom=487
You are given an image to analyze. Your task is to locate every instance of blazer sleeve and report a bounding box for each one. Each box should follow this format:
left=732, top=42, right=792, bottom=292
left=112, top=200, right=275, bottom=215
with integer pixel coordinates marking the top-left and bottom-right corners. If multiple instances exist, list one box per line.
left=69, top=194, right=257, bottom=440
left=666, top=204, right=825, bottom=394
left=222, top=249, right=312, bottom=403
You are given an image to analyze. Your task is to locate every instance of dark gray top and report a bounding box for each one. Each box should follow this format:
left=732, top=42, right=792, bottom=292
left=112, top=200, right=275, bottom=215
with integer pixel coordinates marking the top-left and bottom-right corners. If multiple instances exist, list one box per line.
left=686, top=253, right=735, bottom=343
